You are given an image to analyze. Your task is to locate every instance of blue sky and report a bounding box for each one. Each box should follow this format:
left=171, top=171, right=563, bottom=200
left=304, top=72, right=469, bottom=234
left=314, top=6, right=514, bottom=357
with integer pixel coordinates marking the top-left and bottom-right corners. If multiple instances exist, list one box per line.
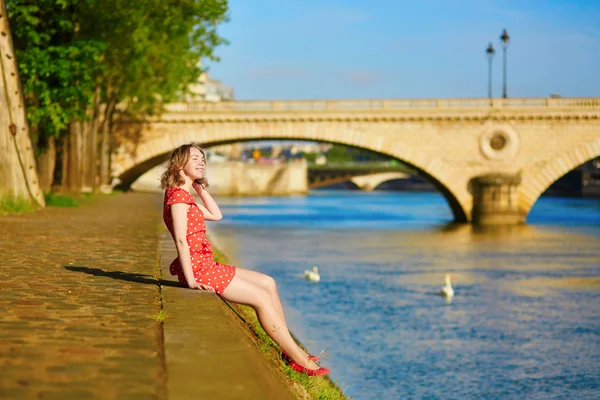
left=206, top=0, right=600, bottom=100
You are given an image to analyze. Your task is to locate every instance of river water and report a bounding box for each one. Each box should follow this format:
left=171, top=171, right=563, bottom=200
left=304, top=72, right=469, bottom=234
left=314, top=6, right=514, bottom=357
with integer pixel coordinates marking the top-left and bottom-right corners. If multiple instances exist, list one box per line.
left=207, top=191, right=600, bottom=400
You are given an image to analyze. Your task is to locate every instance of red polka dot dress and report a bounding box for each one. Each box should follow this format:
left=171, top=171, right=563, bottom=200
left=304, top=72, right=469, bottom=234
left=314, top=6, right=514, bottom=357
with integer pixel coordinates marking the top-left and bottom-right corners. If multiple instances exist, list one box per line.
left=163, top=187, right=236, bottom=294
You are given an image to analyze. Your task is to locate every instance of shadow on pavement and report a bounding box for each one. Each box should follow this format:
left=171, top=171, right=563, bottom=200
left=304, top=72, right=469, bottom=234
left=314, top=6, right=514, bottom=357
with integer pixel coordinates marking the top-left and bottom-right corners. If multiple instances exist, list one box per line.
left=64, top=264, right=248, bottom=322
left=64, top=265, right=182, bottom=288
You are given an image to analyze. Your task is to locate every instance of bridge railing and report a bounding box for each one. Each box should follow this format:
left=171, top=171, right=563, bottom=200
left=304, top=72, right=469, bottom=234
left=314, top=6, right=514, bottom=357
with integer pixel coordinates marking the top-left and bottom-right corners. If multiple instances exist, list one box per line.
left=165, top=97, right=600, bottom=113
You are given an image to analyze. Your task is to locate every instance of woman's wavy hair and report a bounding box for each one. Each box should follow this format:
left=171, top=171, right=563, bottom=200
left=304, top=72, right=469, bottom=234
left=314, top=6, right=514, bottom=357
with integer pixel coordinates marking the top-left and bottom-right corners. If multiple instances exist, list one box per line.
left=160, top=143, right=209, bottom=190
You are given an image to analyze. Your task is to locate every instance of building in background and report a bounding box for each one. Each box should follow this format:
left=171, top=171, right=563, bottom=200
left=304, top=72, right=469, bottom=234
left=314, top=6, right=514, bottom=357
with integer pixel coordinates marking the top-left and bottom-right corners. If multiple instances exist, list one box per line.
left=187, top=71, right=234, bottom=102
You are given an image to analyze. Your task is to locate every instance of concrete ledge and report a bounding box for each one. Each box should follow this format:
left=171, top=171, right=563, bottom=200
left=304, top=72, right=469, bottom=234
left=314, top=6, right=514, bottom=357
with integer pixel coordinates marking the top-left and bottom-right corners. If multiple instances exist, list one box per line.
left=159, top=232, right=295, bottom=400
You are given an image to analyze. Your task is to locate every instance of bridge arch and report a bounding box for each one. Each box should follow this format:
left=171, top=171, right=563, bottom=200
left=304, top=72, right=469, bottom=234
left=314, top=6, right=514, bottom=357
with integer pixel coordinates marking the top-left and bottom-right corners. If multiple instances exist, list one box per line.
left=112, top=98, right=600, bottom=225
left=350, top=172, right=411, bottom=191
left=519, top=137, right=600, bottom=218
left=113, top=123, right=471, bottom=222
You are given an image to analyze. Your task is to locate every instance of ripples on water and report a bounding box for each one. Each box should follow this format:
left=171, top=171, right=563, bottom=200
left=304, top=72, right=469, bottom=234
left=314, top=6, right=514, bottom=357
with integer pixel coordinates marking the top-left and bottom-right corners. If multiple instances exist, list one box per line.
left=208, top=191, right=600, bottom=400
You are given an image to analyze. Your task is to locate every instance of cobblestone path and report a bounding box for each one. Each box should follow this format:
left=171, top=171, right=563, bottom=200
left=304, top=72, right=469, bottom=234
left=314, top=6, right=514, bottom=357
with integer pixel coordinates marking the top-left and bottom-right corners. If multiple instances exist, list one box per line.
left=0, top=193, right=166, bottom=399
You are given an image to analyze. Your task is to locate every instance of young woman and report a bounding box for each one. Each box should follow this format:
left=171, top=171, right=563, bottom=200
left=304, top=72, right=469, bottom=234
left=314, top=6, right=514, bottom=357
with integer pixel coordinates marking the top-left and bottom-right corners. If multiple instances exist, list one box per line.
left=160, top=143, right=329, bottom=377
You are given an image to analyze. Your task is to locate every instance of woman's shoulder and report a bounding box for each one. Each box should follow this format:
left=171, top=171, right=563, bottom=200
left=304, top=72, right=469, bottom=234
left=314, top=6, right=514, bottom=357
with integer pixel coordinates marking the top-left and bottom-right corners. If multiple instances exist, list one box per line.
left=165, top=187, right=195, bottom=204
left=166, top=186, right=189, bottom=193
left=165, top=186, right=182, bottom=193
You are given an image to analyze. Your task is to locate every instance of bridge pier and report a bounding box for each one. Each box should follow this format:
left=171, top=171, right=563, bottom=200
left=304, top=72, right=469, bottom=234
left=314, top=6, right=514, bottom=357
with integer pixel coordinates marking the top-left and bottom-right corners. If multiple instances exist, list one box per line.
left=470, top=173, right=523, bottom=225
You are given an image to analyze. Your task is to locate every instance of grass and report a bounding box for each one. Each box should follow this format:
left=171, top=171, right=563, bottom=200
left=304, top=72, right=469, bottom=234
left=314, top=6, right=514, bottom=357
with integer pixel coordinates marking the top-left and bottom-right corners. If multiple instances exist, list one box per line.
left=154, top=309, right=167, bottom=323
left=0, top=195, right=38, bottom=214
left=1, top=190, right=119, bottom=213
left=236, top=304, right=348, bottom=400
left=212, top=245, right=349, bottom=400
left=44, top=192, right=95, bottom=208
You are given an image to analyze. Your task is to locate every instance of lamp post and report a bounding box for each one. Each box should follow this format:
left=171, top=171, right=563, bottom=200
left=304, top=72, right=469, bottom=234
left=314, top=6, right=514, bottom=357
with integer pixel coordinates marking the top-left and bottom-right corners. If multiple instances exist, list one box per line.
left=486, top=43, right=495, bottom=99
left=500, top=29, right=510, bottom=99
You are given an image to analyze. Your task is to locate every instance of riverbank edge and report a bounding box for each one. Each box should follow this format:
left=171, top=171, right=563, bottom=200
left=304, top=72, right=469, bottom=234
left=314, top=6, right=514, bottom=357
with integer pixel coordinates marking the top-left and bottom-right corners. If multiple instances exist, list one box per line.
left=158, top=223, right=348, bottom=399
left=210, top=243, right=349, bottom=400
left=159, top=229, right=297, bottom=399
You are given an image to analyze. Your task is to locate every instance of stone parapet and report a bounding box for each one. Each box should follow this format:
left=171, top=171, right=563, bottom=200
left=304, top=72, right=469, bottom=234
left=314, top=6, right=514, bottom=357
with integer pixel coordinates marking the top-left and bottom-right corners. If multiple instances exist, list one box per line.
left=164, top=97, right=600, bottom=113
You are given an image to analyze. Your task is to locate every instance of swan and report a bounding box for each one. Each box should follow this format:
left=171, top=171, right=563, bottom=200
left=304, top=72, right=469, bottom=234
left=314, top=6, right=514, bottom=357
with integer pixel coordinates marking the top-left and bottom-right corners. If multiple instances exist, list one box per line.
left=304, top=266, right=321, bottom=282
left=439, top=274, right=454, bottom=298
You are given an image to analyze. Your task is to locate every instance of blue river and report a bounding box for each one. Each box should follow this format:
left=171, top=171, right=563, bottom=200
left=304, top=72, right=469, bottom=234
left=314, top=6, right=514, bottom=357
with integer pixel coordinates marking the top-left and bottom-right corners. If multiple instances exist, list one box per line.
left=208, top=191, right=600, bottom=400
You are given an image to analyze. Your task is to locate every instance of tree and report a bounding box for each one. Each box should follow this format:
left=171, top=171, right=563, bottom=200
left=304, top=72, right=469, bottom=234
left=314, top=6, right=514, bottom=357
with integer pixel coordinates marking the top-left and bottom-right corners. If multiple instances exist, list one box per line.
left=78, top=0, right=229, bottom=189
left=0, top=0, right=45, bottom=208
left=8, top=0, right=107, bottom=192
left=326, top=144, right=394, bottom=163
left=326, top=145, right=354, bottom=163
left=7, top=0, right=229, bottom=193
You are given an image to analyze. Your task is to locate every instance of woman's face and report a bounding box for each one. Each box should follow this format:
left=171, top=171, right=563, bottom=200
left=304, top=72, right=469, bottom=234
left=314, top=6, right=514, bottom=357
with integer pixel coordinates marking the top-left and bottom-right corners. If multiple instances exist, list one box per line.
left=181, top=147, right=206, bottom=181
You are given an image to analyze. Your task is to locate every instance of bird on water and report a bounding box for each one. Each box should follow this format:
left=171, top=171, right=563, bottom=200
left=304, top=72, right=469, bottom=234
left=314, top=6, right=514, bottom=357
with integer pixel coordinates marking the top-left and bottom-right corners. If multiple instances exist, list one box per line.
left=439, top=274, right=454, bottom=298
left=305, top=266, right=321, bottom=282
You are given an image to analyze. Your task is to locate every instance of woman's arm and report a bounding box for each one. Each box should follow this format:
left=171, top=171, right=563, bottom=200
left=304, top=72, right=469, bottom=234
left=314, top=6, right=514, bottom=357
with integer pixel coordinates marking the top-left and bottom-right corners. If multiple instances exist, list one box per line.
left=170, top=203, right=213, bottom=291
left=192, top=182, right=222, bottom=221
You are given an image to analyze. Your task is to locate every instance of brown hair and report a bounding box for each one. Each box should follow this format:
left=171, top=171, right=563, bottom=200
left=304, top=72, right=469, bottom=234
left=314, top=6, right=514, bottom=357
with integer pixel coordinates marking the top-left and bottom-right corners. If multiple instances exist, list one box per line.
left=160, top=143, right=209, bottom=190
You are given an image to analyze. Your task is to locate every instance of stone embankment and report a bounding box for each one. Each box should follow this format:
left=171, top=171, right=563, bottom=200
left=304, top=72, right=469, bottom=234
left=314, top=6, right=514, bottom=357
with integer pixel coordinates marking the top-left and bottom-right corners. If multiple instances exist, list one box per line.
left=132, top=161, right=308, bottom=196
left=0, top=193, right=294, bottom=399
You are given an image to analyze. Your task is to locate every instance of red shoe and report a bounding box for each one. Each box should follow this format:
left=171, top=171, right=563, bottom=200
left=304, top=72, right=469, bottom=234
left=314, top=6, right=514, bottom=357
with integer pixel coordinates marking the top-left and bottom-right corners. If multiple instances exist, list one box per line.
left=282, top=351, right=320, bottom=362
left=289, top=361, right=330, bottom=376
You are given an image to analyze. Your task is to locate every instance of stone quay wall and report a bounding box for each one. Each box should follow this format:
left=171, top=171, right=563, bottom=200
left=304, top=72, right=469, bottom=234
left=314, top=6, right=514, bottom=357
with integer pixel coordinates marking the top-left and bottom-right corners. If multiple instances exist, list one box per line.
left=132, top=160, right=308, bottom=196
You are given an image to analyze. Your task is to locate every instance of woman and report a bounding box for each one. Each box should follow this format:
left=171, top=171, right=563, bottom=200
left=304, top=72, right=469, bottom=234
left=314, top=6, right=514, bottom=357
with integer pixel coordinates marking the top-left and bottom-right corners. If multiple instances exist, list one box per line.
left=160, top=143, right=329, bottom=377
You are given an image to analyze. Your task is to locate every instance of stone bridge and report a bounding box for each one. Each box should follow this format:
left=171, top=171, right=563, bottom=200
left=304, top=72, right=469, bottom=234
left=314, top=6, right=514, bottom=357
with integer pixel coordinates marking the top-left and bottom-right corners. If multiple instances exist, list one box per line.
left=350, top=172, right=411, bottom=191
left=112, top=97, right=600, bottom=224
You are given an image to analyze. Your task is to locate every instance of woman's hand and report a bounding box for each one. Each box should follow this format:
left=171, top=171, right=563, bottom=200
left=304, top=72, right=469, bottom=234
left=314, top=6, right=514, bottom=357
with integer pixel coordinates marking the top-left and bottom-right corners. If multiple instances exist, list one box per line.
left=192, top=180, right=204, bottom=193
left=188, top=281, right=215, bottom=293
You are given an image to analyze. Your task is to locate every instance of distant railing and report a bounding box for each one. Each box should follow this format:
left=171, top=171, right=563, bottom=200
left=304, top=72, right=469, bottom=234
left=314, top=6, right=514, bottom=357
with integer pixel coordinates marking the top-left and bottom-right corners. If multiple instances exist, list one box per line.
left=165, top=97, right=600, bottom=113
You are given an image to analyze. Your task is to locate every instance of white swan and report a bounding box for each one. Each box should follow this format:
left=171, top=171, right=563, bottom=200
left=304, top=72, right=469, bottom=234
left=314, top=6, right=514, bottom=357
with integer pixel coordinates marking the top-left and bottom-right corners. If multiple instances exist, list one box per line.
left=304, top=266, right=321, bottom=282
left=439, top=274, right=454, bottom=298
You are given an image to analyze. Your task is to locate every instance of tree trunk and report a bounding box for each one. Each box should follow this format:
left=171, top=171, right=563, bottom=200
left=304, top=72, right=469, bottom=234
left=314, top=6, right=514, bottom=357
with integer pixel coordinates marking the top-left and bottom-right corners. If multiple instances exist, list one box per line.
left=60, top=134, right=69, bottom=191
left=99, top=99, right=115, bottom=191
left=76, top=120, right=85, bottom=192
left=63, top=120, right=84, bottom=193
left=88, top=86, right=100, bottom=191
left=80, top=118, right=90, bottom=192
left=53, top=134, right=65, bottom=190
left=0, top=0, right=45, bottom=207
left=36, top=135, right=56, bottom=192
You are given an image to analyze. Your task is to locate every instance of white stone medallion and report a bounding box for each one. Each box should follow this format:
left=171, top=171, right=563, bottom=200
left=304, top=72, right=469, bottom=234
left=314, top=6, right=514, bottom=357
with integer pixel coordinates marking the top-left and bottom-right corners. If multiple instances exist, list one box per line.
left=479, top=122, right=520, bottom=161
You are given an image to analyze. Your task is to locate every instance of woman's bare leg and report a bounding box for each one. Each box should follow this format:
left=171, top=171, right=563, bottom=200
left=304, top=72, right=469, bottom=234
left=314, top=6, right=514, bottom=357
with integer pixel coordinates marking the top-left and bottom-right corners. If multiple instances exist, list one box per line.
left=221, top=274, right=318, bottom=369
left=234, top=268, right=286, bottom=322
left=234, top=268, right=311, bottom=358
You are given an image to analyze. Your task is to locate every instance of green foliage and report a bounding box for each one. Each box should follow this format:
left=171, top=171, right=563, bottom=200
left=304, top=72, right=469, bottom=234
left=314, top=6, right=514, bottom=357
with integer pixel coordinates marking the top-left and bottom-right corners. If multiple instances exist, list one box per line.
left=325, top=145, right=353, bottom=163
left=8, top=1, right=105, bottom=144
left=1, top=192, right=97, bottom=212
left=7, top=0, right=229, bottom=144
left=44, top=192, right=78, bottom=207
left=0, top=195, right=37, bottom=214
left=237, top=304, right=347, bottom=399
left=326, top=144, right=395, bottom=163
left=77, top=0, right=229, bottom=116
left=154, top=309, right=167, bottom=323
left=44, top=192, right=93, bottom=207
left=303, top=152, right=320, bottom=163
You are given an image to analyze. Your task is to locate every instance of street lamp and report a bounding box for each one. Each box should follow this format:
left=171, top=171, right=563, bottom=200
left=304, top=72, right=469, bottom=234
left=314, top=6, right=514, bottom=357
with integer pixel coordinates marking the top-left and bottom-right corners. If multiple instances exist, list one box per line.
left=500, top=29, right=510, bottom=99
left=486, top=43, right=495, bottom=99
